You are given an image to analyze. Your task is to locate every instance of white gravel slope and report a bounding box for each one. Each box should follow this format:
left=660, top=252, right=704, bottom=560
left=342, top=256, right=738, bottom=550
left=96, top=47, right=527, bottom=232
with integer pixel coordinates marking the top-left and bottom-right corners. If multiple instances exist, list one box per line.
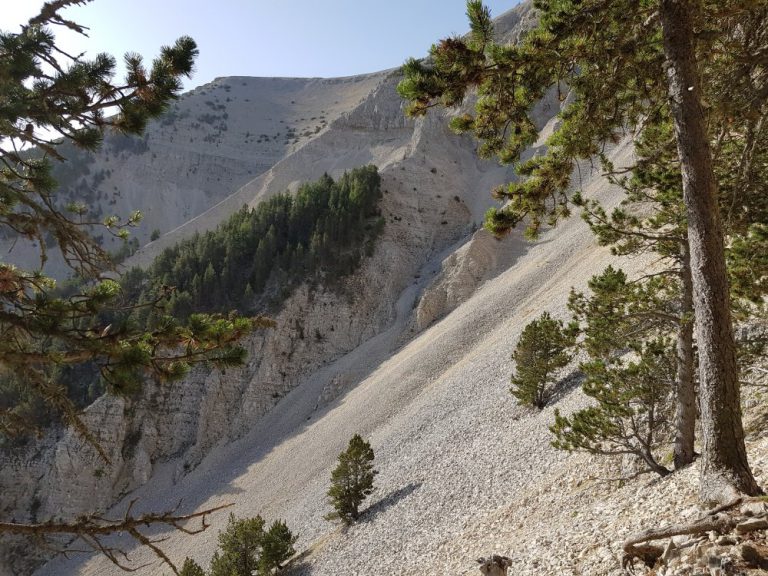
left=39, top=139, right=647, bottom=576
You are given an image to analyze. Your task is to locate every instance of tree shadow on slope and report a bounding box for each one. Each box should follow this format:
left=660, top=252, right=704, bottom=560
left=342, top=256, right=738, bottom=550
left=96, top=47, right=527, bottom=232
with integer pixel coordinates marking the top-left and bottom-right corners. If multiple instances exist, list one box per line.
left=546, top=370, right=585, bottom=407
left=281, top=554, right=313, bottom=576
left=359, top=481, right=423, bottom=524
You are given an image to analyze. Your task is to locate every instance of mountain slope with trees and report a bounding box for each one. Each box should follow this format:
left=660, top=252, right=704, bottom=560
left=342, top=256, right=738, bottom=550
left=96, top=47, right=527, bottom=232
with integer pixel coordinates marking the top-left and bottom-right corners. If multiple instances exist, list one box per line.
left=0, top=69, right=385, bottom=279
left=139, top=166, right=383, bottom=319
left=1, top=4, right=522, bottom=574
left=399, top=0, right=767, bottom=504
left=4, top=1, right=768, bottom=575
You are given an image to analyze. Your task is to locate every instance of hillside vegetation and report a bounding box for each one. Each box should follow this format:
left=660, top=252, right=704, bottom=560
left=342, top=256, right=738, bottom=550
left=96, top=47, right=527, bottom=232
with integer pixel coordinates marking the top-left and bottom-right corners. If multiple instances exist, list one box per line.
left=0, top=167, right=383, bottom=450
left=133, top=165, right=383, bottom=319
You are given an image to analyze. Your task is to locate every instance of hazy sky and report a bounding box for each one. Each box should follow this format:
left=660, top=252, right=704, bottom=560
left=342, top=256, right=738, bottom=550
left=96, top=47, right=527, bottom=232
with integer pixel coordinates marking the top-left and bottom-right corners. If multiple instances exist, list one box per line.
left=5, top=0, right=520, bottom=90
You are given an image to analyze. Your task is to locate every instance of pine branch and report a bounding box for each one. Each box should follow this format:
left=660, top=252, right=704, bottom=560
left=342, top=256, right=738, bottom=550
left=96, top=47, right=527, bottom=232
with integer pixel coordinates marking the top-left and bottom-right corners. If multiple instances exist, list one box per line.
left=0, top=501, right=234, bottom=575
left=28, top=1, right=92, bottom=33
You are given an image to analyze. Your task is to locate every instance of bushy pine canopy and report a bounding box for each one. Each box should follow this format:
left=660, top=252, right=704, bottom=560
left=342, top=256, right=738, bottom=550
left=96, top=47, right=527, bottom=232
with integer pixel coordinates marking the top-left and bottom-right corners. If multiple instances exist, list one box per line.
left=207, top=513, right=297, bottom=576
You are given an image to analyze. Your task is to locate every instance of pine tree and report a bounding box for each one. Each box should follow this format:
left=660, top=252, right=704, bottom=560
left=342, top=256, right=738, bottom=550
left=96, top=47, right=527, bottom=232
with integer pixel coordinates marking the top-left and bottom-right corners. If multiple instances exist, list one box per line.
left=179, top=557, right=206, bottom=576
left=259, top=520, right=298, bottom=574
left=553, top=267, right=681, bottom=476
left=0, top=1, right=271, bottom=570
left=659, top=0, right=759, bottom=500
left=551, top=338, right=676, bottom=477
left=573, top=122, right=697, bottom=468
left=202, top=262, right=217, bottom=305
left=510, top=312, right=576, bottom=409
left=327, top=434, right=378, bottom=524
left=398, top=0, right=767, bottom=503
left=203, top=514, right=296, bottom=576
left=209, top=513, right=265, bottom=576
left=0, top=1, right=270, bottom=440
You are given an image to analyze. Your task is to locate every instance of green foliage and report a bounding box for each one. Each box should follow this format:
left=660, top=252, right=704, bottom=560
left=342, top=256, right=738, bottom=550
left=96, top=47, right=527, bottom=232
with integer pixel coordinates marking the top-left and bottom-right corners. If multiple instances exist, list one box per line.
left=208, top=513, right=296, bottom=576
left=209, top=513, right=265, bottom=576
left=0, top=2, right=283, bottom=572
left=398, top=1, right=768, bottom=251
left=0, top=7, right=197, bottom=270
left=729, top=224, right=768, bottom=312
left=551, top=338, right=675, bottom=477
left=0, top=368, right=49, bottom=445
left=260, top=520, right=298, bottom=574
left=179, top=557, right=206, bottom=576
left=552, top=265, right=681, bottom=477
left=0, top=2, right=269, bottom=457
left=400, top=0, right=767, bottom=329
left=573, top=120, right=687, bottom=262
left=327, top=434, right=377, bottom=525
left=141, top=166, right=383, bottom=319
left=510, top=312, right=576, bottom=408
left=567, top=266, right=676, bottom=360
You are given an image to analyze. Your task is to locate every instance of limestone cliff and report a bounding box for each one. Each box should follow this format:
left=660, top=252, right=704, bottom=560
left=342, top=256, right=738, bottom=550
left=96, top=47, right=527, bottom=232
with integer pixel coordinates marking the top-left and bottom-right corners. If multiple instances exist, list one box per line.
left=0, top=53, right=520, bottom=576
left=0, top=4, right=548, bottom=575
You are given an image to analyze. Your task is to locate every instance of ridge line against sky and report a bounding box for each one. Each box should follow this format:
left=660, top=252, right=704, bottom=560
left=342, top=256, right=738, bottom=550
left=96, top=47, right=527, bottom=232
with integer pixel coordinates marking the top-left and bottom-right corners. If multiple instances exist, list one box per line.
left=4, top=0, right=521, bottom=91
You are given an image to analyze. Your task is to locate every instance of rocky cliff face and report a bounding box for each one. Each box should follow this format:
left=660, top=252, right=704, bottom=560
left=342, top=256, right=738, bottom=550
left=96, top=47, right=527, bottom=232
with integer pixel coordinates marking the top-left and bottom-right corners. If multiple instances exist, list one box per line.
left=0, top=4, right=554, bottom=575
left=408, top=229, right=520, bottom=333
left=0, top=17, right=536, bottom=576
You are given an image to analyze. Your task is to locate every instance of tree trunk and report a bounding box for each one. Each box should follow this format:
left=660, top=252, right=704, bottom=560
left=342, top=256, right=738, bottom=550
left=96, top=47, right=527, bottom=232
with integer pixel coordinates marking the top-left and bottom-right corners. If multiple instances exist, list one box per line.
left=660, top=0, right=761, bottom=502
left=641, top=449, right=671, bottom=478
left=674, top=240, right=696, bottom=469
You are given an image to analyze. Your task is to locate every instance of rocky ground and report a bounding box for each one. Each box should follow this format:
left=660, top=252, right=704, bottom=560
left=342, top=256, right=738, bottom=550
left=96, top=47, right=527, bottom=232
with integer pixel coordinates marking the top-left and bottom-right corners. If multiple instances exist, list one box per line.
left=278, top=376, right=768, bottom=576
left=24, top=135, right=674, bottom=576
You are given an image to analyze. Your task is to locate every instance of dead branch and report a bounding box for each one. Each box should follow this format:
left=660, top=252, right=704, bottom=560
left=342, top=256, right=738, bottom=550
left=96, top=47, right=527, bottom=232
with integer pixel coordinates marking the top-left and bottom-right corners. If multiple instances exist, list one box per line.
left=621, top=498, right=745, bottom=572
left=0, top=501, right=233, bottom=575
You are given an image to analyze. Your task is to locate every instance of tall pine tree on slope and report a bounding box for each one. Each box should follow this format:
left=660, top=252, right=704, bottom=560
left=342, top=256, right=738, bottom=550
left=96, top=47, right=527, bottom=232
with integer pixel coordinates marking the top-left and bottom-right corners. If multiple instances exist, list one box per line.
left=327, top=434, right=378, bottom=524
left=398, top=0, right=768, bottom=502
left=573, top=121, right=697, bottom=469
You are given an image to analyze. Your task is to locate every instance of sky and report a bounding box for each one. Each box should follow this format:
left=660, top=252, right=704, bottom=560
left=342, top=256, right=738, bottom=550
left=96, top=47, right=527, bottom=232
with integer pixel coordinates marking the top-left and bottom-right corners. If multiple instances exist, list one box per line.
left=4, top=0, right=520, bottom=90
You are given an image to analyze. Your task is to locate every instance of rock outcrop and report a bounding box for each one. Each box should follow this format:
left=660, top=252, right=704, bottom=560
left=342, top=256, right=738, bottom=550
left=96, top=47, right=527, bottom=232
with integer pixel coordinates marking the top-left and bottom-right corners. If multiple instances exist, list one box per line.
left=410, top=229, right=523, bottom=332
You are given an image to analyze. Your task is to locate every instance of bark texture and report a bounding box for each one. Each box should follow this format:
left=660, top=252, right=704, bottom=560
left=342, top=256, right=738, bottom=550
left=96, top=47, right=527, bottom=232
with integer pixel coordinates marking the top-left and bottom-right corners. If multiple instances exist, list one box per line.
left=674, top=241, right=696, bottom=469
left=660, top=0, right=761, bottom=502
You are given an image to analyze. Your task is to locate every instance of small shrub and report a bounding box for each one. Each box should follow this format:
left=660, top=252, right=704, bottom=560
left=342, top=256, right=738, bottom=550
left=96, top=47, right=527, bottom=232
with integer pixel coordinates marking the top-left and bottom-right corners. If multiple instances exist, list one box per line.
left=180, top=557, right=205, bottom=576
left=259, top=520, right=298, bottom=573
left=510, top=312, right=577, bottom=409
